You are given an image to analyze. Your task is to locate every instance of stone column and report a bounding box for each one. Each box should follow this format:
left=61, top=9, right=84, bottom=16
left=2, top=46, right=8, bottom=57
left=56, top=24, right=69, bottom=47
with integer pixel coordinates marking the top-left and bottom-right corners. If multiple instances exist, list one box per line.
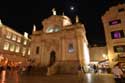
left=61, top=37, right=66, bottom=61
left=40, top=41, right=45, bottom=66
left=76, top=36, right=84, bottom=67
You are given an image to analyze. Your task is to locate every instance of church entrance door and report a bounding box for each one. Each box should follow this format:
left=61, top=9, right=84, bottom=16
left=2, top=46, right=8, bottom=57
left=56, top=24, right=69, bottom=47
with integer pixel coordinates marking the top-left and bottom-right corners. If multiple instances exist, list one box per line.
left=49, top=51, right=56, bottom=66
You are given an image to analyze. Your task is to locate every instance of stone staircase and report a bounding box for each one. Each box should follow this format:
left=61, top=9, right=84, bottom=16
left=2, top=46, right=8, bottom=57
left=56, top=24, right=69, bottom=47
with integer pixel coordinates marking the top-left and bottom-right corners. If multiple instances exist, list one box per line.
left=47, top=63, right=59, bottom=76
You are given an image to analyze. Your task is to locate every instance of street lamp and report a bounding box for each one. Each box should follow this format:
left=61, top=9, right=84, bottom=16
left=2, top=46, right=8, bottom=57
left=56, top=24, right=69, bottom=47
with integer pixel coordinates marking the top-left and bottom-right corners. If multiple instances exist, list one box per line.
left=102, top=54, right=108, bottom=59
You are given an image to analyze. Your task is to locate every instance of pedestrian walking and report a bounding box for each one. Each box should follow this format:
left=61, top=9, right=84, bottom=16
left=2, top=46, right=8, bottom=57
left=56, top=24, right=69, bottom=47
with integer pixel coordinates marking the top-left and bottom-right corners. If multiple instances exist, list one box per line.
left=93, top=64, right=97, bottom=73
left=112, top=63, right=123, bottom=83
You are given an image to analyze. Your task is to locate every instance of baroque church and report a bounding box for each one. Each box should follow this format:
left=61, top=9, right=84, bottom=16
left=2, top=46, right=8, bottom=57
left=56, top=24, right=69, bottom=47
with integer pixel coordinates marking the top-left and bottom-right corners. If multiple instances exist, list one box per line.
left=30, top=9, right=90, bottom=75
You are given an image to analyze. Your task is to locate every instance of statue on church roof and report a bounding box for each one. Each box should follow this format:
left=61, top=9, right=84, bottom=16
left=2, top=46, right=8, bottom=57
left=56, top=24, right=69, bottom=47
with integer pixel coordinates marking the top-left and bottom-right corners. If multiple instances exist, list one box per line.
left=0, top=19, right=3, bottom=25
left=33, top=24, right=36, bottom=32
left=62, top=12, right=65, bottom=16
left=52, top=8, right=56, bottom=15
left=76, top=15, right=79, bottom=23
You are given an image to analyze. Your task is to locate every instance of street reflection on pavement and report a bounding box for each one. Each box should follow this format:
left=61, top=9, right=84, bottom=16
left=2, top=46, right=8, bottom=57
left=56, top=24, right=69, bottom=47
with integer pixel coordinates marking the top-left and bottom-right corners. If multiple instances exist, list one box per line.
left=1, top=70, right=6, bottom=83
left=1, top=70, right=19, bottom=83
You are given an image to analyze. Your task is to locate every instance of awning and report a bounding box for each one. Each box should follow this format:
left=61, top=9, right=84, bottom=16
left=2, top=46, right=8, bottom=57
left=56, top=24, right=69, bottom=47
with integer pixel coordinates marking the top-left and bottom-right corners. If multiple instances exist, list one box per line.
left=98, top=59, right=109, bottom=64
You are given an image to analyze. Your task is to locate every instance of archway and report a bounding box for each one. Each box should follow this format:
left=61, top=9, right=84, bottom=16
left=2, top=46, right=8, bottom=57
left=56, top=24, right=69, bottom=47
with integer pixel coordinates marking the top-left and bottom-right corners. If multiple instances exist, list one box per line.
left=49, top=51, right=56, bottom=67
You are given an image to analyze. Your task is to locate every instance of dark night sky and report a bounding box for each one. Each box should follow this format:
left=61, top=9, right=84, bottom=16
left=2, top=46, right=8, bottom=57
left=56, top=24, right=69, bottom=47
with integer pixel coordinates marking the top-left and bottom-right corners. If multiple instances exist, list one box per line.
left=0, top=0, right=125, bottom=45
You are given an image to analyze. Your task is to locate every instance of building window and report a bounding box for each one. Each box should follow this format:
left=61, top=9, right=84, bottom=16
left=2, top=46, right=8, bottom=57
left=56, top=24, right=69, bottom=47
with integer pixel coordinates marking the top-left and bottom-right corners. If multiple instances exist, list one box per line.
left=54, top=25, right=61, bottom=32
left=10, top=44, right=15, bottom=52
left=17, top=37, right=21, bottom=43
left=54, top=27, right=60, bottom=32
left=68, top=43, right=74, bottom=53
left=118, top=8, right=125, bottom=12
left=28, top=49, right=30, bottom=55
left=47, top=27, right=54, bottom=33
left=109, top=19, right=121, bottom=25
left=6, top=32, right=11, bottom=39
left=114, top=32, right=121, bottom=38
left=46, top=25, right=61, bottom=33
left=12, top=34, right=16, bottom=41
left=36, top=46, right=39, bottom=54
left=23, top=40, right=27, bottom=45
left=22, top=47, right=26, bottom=56
left=15, top=45, right=20, bottom=53
left=111, top=30, right=125, bottom=39
left=3, top=42, right=9, bottom=50
left=114, top=45, right=125, bottom=53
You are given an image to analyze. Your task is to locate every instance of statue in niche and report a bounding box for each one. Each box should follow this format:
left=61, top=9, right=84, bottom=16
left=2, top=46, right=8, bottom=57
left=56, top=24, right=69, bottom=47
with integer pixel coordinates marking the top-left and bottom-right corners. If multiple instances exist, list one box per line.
left=68, top=43, right=74, bottom=53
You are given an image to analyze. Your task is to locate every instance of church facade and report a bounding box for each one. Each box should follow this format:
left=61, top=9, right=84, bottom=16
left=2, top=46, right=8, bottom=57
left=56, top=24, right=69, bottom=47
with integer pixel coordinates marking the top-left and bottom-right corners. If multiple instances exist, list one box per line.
left=30, top=11, right=90, bottom=75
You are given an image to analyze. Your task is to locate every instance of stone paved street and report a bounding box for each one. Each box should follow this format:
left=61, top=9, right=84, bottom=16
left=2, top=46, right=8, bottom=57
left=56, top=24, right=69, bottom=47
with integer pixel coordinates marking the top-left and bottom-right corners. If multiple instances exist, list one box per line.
left=0, top=70, right=117, bottom=83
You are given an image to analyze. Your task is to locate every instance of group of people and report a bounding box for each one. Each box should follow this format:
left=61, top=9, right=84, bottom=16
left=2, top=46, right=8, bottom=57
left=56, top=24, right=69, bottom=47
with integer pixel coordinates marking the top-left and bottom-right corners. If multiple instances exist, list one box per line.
left=0, top=61, right=33, bottom=75
left=89, top=63, right=124, bottom=83
left=90, top=64, right=111, bottom=73
left=112, top=63, right=124, bottom=83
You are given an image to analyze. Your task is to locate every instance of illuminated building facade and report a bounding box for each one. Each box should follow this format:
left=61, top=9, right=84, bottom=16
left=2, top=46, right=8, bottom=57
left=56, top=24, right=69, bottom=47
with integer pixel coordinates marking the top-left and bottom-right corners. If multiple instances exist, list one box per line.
left=89, top=45, right=108, bottom=63
left=30, top=10, right=90, bottom=75
left=102, top=4, right=125, bottom=67
left=0, top=20, right=31, bottom=64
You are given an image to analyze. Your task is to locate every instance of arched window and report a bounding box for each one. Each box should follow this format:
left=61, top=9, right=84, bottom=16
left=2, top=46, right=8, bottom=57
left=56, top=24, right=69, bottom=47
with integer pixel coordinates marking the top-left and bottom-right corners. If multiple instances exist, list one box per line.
left=46, top=25, right=61, bottom=33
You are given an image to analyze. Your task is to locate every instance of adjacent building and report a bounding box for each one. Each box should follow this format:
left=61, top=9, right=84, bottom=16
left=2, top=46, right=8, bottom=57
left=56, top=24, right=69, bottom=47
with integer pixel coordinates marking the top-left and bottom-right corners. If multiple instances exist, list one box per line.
left=102, top=4, right=125, bottom=68
left=0, top=20, right=31, bottom=65
left=89, top=44, right=108, bottom=63
left=30, top=10, right=90, bottom=75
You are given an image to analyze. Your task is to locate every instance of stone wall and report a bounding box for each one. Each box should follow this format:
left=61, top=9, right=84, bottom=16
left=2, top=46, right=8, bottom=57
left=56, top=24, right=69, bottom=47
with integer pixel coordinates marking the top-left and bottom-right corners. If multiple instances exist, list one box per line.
left=56, top=61, right=79, bottom=74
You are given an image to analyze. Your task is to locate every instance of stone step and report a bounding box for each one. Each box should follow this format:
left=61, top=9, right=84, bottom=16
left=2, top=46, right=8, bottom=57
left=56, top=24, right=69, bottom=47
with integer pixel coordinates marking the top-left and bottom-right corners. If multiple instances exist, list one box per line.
left=19, top=67, right=48, bottom=76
